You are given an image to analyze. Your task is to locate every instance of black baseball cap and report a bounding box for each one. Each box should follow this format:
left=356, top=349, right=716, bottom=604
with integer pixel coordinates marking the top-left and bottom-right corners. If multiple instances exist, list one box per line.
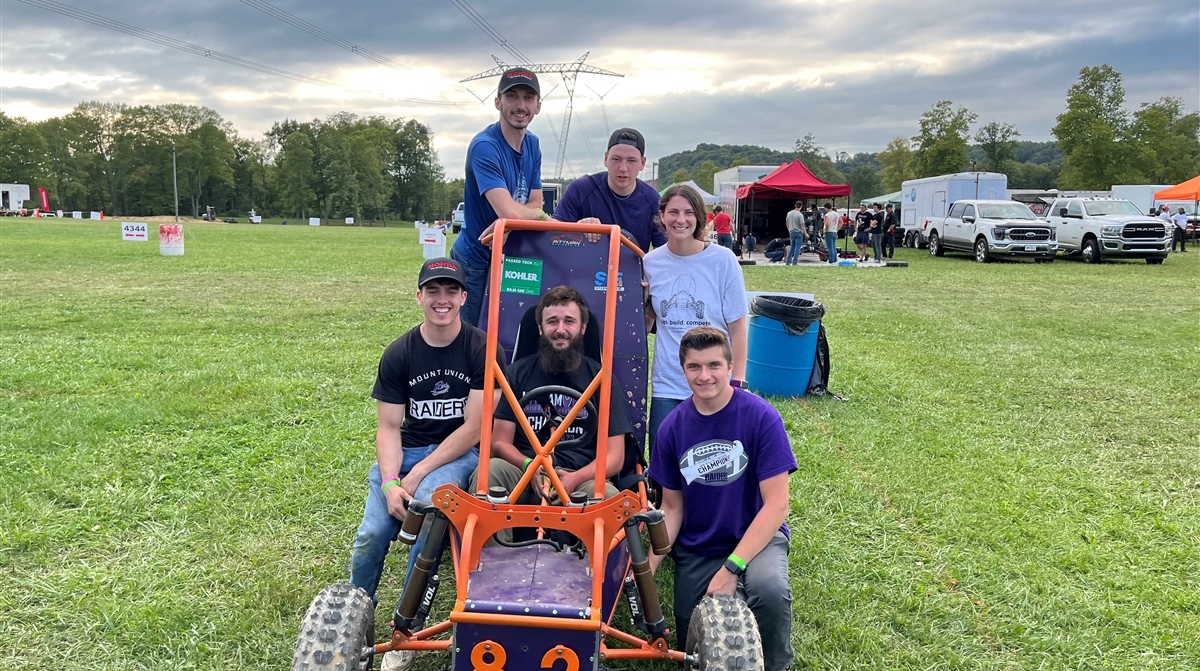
left=498, top=67, right=540, bottom=96
left=418, top=257, right=466, bottom=289
left=608, top=128, right=645, bottom=156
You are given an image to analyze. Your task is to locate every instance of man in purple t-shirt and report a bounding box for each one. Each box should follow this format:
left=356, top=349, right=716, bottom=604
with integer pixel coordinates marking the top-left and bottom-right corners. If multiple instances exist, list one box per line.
left=649, top=326, right=796, bottom=671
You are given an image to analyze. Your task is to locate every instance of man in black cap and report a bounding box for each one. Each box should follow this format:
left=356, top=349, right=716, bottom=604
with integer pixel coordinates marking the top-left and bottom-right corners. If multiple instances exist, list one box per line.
left=347, top=257, right=502, bottom=671
left=552, top=127, right=667, bottom=253
left=452, top=67, right=549, bottom=326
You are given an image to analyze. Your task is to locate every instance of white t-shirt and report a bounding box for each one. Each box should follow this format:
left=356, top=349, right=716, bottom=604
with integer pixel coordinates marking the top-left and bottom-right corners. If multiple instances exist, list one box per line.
left=1160, top=210, right=1173, bottom=223
left=1172, top=213, right=1189, bottom=229
left=644, top=243, right=748, bottom=399
left=823, top=209, right=841, bottom=234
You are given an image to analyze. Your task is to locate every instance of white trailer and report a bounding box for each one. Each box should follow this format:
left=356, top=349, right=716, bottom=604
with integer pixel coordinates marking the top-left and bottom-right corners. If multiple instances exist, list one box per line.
left=1, top=183, right=31, bottom=213
left=1111, top=185, right=1173, bottom=215
left=899, top=172, right=1008, bottom=247
left=713, top=165, right=778, bottom=231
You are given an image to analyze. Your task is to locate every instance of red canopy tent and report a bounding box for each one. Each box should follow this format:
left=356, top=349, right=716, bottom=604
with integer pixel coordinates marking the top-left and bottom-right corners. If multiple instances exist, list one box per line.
left=735, top=160, right=852, bottom=200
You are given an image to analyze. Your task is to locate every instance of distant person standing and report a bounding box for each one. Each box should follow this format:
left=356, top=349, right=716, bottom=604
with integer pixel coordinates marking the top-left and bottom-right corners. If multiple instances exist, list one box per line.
left=453, top=67, right=548, bottom=326
left=854, top=204, right=872, bottom=261
left=882, top=204, right=898, bottom=259
left=1172, top=207, right=1188, bottom=252
left=712, top=205, right=734, bottom=249
left=552, top=127, right=667, bottom=253
left=1159, top=206, right=1173, bottom=225
left=868, top=204, right=885, bottom=262
left=784, top=201, right=807, bottom=265
left=823, top=203, right=841, bottom=264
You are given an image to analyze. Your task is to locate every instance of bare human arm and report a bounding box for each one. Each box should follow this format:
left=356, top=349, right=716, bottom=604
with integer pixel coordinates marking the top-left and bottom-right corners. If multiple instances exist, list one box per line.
left=376, top=401, right=408, bottom=521
left=705, top=471, right=790, bottom=596
left=649, top=487, right=684, bottom=574
left=397, top=388, right=486, bottom=506
left=490, top=418, right=533, bottom=468
left=559, top=433, right=625, bottom=492
left=727, top=315, right=748, bottom=381
left=483, top=187, right=550, bottom=222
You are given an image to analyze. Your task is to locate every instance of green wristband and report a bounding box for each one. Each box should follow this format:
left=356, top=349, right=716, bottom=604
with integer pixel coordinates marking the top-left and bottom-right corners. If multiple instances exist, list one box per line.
left=381, top=478, right=402, bottom=494
left=728, top=553, right=747, bottom=570
left=522, top=457, right=533, bottom=470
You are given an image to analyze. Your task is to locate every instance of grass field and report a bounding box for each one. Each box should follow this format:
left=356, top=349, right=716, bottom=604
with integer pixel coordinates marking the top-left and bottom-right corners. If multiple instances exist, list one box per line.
left=2, top=219, right=1197, bottom=670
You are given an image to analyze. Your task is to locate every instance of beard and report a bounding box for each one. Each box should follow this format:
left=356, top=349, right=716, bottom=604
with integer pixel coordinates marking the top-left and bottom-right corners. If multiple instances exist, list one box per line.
left=538, top=332, right=584, bottom=374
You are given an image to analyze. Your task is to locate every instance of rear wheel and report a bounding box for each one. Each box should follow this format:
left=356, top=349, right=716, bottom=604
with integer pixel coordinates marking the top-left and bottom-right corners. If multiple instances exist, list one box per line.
left=292, top=583, right=375, bottom=671
left=686, top=594, right=763, bottom=670
left=929, top=232, right=944, bottom=257
left=1082, top=238, right=1101, bottom=264
left=974, top=237, right=991, bottom=263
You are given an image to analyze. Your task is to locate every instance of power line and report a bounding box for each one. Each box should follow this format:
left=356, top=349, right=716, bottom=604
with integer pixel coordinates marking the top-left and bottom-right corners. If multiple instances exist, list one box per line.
left=236, top=0, right=413, bottom=72
left=15, top=0, right=468, bottom=106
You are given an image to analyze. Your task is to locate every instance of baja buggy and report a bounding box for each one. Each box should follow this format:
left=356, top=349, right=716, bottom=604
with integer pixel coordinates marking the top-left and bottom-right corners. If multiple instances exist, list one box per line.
left=293, top=218, right=764, bottom=670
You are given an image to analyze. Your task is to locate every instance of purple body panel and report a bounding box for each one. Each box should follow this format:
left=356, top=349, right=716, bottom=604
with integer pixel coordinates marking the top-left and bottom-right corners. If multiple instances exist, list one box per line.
left=479, top=230, right=649, bottom=449
left=466, top=546, right=591, bottom=619
left=452, top=623, right=599, bottom=671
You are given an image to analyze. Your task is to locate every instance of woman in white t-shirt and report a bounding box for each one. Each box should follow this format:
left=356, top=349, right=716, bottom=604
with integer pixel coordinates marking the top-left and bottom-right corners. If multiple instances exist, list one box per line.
left=643, top=184, right=748, bottom=452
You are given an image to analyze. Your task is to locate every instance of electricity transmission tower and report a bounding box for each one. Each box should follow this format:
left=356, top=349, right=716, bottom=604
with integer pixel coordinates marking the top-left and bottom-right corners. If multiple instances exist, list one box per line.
left=463, top=52, right=622, bottom=180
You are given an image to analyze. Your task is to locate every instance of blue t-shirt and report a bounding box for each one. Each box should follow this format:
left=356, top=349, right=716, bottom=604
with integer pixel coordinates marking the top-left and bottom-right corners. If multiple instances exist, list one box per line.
left=552, top=172, right=667, bottom=252
left=453, top=122, right=543, bottom=269
left=649, top=389, right=797, bottom=557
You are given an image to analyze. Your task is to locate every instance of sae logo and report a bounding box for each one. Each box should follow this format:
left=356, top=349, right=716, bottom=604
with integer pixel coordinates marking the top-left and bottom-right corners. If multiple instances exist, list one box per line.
left=594, top=271, right=625, bottom=292
left=909, top=188, right=917, bottom=203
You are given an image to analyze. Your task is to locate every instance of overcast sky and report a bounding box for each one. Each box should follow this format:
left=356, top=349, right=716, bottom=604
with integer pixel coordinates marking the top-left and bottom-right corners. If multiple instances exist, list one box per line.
left=2, top=0, right=1197, bottom=179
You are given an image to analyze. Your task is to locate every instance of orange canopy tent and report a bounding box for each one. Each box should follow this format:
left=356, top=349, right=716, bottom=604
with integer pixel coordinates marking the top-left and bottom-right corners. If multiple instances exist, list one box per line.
left=1154, top=175, right=1200, bottom=201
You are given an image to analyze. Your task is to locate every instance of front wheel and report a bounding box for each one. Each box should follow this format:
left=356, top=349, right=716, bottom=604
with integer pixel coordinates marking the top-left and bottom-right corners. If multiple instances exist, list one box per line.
left=929, top=232, right=944, bottom=257
left=686, top=594, right=763, bottom=670
left=1146, top=258, right=1165, bottom=265
left=292, top=583, right=375, bottom=671
left=1082, top=238, right=1101, bottom=264
left=974, top=237, right=991, bottom=263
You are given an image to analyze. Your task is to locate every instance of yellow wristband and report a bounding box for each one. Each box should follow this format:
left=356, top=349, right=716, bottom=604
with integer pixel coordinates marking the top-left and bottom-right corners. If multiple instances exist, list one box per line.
left=728, top=553, right=747, bottom=570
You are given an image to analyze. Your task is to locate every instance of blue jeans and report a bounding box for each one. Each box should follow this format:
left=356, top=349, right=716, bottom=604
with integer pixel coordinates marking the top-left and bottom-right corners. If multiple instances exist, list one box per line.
left=449, top=246, right=489, bottom=328
left=871, top=233, right=884, bottom=261
left=716, top=233, right=733, bottom=249
left=648, top=396, right=685, bottom=455
left=349, top=447, right=479, bottom=602
left=825, top=232, right=839, bottom=263
left=786, top=230, right=805, bottom=264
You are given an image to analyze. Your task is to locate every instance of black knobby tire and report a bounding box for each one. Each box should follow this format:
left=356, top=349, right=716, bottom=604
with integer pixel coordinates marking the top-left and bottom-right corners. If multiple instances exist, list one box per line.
left=685, top=594, right=763, bottom=670
left=293, top=583, right=375, bottom=671
left=1082, top=238, right=1101, bottom=264
left=929, top=232, right=944, bottom=257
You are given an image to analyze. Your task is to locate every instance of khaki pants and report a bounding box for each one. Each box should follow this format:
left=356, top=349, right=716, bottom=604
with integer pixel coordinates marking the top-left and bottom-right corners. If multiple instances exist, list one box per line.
left=469, top=458, right=619, bottom=543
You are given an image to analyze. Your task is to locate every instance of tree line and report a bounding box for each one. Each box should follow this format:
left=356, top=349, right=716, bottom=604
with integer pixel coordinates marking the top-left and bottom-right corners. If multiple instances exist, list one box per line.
left=661, top=64, right=1199, bottom=200
left=0, top=102, right=450, bottom=221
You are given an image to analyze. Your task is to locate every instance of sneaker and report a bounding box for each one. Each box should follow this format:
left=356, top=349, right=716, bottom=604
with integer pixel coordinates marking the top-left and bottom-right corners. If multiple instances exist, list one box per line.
left=381, top=649, right=416, bottom=671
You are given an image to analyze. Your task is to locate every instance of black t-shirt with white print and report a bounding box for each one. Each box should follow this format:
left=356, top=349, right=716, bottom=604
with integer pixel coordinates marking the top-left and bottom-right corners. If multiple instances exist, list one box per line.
left=371, top=322, right=501, bottom=448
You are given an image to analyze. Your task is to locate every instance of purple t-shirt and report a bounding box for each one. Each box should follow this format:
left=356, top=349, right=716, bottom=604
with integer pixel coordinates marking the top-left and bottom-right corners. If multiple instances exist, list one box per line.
left=552, top=172, right=666, bottom=252
left=649, top=389, right=797, bottom=557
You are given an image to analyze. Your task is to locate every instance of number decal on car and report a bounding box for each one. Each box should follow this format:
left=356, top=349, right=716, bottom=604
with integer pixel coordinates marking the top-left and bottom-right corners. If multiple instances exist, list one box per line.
left=469, top=641, right=580, bottom=671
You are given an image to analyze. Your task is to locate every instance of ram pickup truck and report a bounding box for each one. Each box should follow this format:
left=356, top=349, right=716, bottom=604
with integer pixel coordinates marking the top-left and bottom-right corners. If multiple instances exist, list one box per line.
left=925, top=199, right=1057, bottom=263
left=1046, top=197, right=1171, bottom=264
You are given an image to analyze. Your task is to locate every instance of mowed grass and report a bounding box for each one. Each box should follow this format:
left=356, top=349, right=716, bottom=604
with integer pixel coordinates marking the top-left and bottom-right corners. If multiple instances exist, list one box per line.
left=1, top=219, right=1197, bottom=670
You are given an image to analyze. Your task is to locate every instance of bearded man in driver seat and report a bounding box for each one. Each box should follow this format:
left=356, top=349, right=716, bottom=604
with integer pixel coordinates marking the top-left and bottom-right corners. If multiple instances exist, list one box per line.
left=470, top=285, right=636, bottom=543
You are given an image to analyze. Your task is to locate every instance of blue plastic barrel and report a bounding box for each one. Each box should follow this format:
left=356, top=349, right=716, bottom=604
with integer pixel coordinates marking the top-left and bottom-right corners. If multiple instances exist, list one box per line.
left=746, top=316, right=818, bottom=397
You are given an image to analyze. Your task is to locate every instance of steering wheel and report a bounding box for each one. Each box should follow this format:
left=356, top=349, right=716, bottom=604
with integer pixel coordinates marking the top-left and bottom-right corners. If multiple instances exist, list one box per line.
left=516, top=385, right=598, bottom=452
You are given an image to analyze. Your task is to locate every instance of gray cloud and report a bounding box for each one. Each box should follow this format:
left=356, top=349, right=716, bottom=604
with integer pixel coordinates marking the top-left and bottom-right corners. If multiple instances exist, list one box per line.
left=2, top=0, right=1196, bottom=179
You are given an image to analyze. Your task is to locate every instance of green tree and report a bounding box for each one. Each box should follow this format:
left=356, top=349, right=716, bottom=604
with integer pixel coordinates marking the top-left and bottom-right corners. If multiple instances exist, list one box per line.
left=69, top=101, right=127, bottom=213
left=913, top=101, right=977, bottom=177
left=846, top=165, right=884, bottom=201
left=278, top=130, right=317, bottom=218
left=792, top=133, right=845, bottom=184
left=692, top=160, right=720, bottom=193
left=1127, top=97, right=1200, bottom=184
left=0, top=113, right=52, bottom=200
left=670, top=167, right=690, bottom=184
left=1052, top=64, right=1140, bottom=189
left=974, top=121, right=1021, bottom=172
left=877, top=136, right=915, bottom=191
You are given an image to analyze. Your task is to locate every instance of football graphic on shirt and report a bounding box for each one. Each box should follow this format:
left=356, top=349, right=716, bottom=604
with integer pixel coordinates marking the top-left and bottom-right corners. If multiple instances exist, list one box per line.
left=678, top=439, right=748, bottom=486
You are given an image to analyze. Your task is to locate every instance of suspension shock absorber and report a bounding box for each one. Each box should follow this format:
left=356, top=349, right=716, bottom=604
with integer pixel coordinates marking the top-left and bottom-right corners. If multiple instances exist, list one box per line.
left=622, top=511, right=669, bottom=639
left=392, top=501, right=447, bottom=633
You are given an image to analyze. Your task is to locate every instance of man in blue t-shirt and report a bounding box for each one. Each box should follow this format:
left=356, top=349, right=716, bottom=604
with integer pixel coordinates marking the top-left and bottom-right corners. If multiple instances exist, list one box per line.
left=552, top=127, right=667, bottom=253
left=649, top=326, right=797, bottom=671
left=452, top=67, right=550, bottom=326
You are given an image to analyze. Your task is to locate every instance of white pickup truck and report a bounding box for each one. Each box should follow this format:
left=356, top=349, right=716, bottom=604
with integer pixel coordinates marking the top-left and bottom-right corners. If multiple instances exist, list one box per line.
left=1045, top=197, right=1171, bottom=264
left=925, top=199, right=1057, bottom=263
